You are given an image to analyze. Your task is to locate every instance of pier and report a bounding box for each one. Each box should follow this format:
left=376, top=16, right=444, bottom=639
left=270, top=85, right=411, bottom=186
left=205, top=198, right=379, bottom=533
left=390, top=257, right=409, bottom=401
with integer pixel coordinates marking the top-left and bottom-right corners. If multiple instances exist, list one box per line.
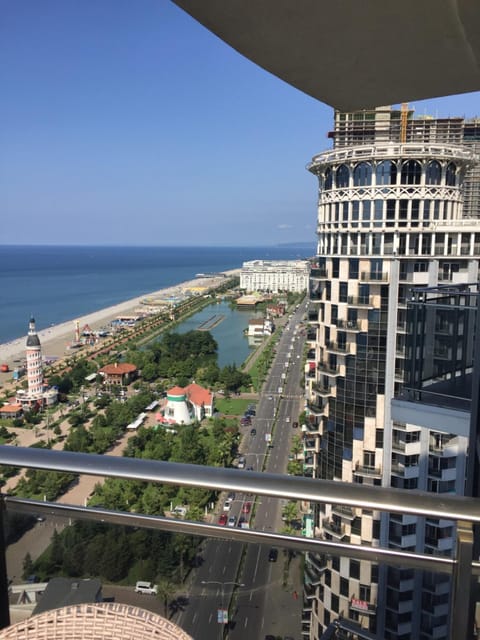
left=196, top=314, right=226, bottom=331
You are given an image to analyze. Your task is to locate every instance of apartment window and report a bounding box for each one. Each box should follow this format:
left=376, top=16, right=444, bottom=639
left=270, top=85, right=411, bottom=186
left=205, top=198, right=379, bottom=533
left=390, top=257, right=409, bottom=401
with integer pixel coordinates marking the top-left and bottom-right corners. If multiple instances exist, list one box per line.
left=374, top=200, right=383, bottom=227
left=350, top=559, right=360, bottom=579
left=376, top=429, right=384, bottom=448
left=340, top=577, right=349, bottom=597
left=351, top=200, right=359, bottom=227
left=349, top=258, right=359, bottom=279
left=359, top=585, right=371, bottom=602
left=413, top=261, right=428, bottom=272
left=376, top=160, right=397, bottom=185
left=331, top=304, right=338, bottom=325
left=324, top=168, right=333, bottom=190
left=353, top=162, right=372, bottom=186
left=386, top=199, right=396, bottom=227
left=446, top=162, right=457, bottom=186
left=331, top=593, right=339, bottom=613
left=332, top=258, right=340, bottom=278
left=362, top=200, right=371, bottom=227
left=325, top=569, right=331, bottom=586
left=401, top=159, right=421, bottom=185
left=411, top=199, right=420, bottom=224
left=351, top=517, right=361, bottom=536
left=363, top=451, right=375, bottom=467
left=336, top=164, right=349, bottom=188
left=426, top=160, right=442, bottom=185
left=332, top=555, right=340, bottom=571
left=339, top=282, right=348, bottom=303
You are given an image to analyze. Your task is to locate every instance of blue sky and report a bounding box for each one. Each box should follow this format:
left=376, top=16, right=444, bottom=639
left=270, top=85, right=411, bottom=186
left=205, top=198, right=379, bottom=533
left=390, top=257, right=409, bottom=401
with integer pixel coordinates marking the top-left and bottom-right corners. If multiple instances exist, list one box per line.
left=1, top=1, right=479, bottom=247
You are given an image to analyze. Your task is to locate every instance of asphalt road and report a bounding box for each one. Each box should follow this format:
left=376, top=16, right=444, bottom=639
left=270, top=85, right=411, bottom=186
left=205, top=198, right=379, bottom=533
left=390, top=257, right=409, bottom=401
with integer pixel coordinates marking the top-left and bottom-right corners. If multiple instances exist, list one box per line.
left=176, top=301, right=308, bottom=640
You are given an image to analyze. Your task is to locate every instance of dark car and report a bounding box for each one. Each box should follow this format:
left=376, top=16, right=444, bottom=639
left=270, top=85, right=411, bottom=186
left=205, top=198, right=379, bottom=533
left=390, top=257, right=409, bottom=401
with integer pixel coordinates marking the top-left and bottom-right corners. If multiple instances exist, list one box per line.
left=292, top=421, right=299, bottom=428
left=268, top=548, right=278, bottom=562
left=250, top=428, right=256, bottom=436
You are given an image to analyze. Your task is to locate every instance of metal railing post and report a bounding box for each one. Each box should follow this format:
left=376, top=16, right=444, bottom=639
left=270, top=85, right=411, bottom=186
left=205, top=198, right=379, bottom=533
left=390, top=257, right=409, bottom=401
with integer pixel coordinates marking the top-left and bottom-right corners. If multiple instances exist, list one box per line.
left=451, top=520, right=475, bottom=640
left=0, top=500, right=11, bottom=629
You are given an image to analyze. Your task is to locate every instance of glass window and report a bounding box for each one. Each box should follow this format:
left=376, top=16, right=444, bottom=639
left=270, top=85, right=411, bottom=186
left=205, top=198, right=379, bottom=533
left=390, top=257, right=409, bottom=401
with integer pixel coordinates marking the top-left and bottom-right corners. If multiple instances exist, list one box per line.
left=350, top=559, right=360, bottom=579
left=362, top=201, right=371, bottom=227
left=374, top=200, right=383, bottom=227
left=446, top=162, right=457, bottom=186
left=423, top=200, right=431, bottom=221
left=349, top=258, right=359, bottom=279
left=401, top=160, right=421, bottom=185
left=426, top=160, right=442, bottom=185
left=339, top=282, right=348, bottom=303
left=376, top=160, right=397, bottom=185
left=324, top=168, right=333, bottom=190
left=336, top=164, right=349, bottom=188
left=353, top=162, right=372, bottom=186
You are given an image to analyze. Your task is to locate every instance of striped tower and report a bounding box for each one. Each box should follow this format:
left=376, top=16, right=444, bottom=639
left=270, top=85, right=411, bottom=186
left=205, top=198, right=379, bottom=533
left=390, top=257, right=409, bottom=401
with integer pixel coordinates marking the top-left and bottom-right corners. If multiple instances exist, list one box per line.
left=26, top=317, right=43, bottom=399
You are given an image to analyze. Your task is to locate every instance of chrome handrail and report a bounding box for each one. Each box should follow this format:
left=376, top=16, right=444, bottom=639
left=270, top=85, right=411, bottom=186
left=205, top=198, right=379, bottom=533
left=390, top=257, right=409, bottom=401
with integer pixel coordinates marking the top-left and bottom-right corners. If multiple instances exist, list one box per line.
left=0, top=445, right=478, bottom=639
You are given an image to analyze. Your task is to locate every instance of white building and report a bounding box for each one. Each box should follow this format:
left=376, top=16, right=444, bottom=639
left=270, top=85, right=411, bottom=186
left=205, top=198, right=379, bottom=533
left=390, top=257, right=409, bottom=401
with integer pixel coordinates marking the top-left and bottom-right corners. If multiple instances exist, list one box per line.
left=303, top=106, right=479, bottom=640
left=240, top=259, right=310, bottom=293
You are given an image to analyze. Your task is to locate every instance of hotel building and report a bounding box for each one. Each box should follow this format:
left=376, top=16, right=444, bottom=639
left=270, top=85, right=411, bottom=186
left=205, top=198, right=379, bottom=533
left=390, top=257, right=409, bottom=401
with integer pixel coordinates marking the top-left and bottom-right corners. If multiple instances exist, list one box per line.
left=302, top=106, right=479, bottom=639
left=240, top=259, right=310, bottom=293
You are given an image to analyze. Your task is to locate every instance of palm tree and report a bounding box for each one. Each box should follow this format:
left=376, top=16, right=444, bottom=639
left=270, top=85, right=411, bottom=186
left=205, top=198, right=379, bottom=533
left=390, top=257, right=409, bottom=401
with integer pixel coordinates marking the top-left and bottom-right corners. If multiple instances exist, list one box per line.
left=156, top=577, right=177, bottom=618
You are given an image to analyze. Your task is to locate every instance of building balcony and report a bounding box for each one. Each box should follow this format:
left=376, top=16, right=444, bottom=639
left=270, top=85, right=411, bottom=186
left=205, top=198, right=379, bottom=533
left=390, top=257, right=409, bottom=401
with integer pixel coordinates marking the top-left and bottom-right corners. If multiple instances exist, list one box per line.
left=305, top=551, right=328, bottom=573
left=425, top=536, right=454, bottom=552
left=303, top=438, right=317, bottom=450
left=332, top=504, right=356, bottom=520
left=347, top=295, right=375, bottom=308
left=317, top=362, right=341, bottom=376
left=336, top=319, right=361, bottom=331
left=310, top=268, right=329, bottom=279
left=391, top=463, right=420, bottom=479
left=392, top=439, right=421, bottom=455
left=360, top=271, right=389, bottom=282
left=350, top=597, right=377, bottom=615
left=429, top=436, right=460, bottom=456
left=311, top=383, right=332, bottom=397
left=389, top=533, right=418, bottom=547
left=322, top=518, right=348, bottom=539
left=325, top=340, right=351, bottom=355
left=428, top=467, right=457, bottom=482
left=354, top=463, right=382, bottom=478
left=306, top=401, right=324, bottom=416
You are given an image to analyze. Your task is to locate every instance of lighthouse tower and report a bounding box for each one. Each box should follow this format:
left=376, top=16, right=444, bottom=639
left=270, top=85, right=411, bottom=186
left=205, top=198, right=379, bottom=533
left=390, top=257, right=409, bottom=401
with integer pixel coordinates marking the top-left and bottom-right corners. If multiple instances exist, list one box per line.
left=26, top=316, right=43, bottom=399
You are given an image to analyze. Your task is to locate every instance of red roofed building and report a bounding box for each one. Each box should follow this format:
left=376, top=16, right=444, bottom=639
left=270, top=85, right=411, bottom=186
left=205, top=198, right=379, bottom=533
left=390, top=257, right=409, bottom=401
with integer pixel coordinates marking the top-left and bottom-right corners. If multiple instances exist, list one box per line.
left=156, top=383, right=213, bottom=426
left=98, top=362, right=137, bottom=386
left=0, top=404, right=23, bottom=420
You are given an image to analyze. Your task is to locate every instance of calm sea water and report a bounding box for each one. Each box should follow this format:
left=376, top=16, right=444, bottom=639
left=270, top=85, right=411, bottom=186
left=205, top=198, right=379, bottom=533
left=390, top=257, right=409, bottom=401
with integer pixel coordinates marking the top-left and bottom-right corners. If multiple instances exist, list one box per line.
left=0, top=245, right=314, bottom=344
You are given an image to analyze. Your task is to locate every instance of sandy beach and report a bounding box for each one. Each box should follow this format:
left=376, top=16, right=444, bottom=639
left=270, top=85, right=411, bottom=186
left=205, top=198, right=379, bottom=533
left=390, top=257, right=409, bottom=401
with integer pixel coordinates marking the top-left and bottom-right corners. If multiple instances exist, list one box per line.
left=0, top=270, right=239, bottom=375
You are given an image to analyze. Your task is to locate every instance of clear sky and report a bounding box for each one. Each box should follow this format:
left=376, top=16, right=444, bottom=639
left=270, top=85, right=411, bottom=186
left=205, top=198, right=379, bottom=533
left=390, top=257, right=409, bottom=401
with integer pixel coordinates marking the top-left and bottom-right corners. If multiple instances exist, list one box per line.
left=1, top=1, right=479, bottom=247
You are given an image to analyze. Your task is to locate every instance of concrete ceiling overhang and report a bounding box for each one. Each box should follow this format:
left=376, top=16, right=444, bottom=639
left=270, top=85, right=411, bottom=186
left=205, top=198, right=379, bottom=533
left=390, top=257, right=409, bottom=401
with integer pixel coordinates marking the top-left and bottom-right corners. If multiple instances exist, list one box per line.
left=172, top=0, right=480, bottom=111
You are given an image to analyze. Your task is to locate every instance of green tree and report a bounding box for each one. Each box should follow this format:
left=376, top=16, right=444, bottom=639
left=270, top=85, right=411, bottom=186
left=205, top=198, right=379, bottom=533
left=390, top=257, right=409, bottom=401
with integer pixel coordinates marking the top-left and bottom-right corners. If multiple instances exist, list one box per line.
left=22, top=552, right=34, bottom=580
left=156, top=577, right=177, bottom=618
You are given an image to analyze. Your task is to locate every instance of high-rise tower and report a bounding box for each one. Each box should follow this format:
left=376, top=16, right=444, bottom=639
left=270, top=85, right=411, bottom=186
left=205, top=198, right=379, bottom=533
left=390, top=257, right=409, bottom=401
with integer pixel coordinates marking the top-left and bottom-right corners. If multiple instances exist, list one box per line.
left=26, top=316, right=43, bottom=398
left=303, top=106, right=479, bottom=639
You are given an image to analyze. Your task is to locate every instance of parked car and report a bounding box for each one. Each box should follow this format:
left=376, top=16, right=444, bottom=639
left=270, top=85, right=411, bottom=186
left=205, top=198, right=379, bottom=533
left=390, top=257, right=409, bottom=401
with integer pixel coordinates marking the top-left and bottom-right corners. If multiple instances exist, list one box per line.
left=135, top=581, right=158, bottom=595
left=250, top=428, right=257, bottom=436
left=292, top=421, right=299, bottom=428
left=268, top=548, right=278, bottom=562
left=223, top=499, right=232, bottom=511
left=242, top=501, right=252, bottom=514
left=218, top=514, right=228, bottom=526
left=228, top=515, right=237, bottom=527
left=227, top=491, right=236, bottom=500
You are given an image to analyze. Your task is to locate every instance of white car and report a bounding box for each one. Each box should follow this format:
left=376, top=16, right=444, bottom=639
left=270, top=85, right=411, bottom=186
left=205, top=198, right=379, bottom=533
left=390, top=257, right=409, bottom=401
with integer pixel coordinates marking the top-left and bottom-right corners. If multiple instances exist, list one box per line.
left=228, top=515, right=237, bottom=527
left=223, top=499, right=232, bottom=511
left=135, top=581, right=158, bottom=595
left=286, top=416, right=291, bottom=423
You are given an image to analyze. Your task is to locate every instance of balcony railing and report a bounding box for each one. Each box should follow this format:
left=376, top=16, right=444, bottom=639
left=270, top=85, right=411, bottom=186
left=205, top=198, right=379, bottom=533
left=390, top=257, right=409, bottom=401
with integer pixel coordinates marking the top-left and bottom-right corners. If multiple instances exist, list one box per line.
left=360, top=271, right=388, bottom=282
left=0, top=445, right=479, bottom=640
left=336, top=319, right=361, bottom=331
left=347, top=295, right=374, bottom=307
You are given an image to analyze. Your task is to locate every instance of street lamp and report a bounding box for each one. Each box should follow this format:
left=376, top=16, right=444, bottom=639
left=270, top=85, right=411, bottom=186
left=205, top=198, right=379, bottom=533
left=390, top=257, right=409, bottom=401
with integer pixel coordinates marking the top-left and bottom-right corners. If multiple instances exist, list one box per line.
left=201, top=580, right=245, bottom=639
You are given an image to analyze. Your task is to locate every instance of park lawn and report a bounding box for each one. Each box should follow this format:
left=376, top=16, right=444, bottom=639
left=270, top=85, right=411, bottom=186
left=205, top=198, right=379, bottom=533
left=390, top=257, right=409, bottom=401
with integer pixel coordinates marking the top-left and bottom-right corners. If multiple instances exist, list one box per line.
left=214, top=398, right=253, bottom=415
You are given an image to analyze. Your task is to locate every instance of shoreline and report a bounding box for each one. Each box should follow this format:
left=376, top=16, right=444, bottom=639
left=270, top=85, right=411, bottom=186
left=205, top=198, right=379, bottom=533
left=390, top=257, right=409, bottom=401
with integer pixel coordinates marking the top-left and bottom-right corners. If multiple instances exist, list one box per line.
left=0, top=270, right=239, bottom=372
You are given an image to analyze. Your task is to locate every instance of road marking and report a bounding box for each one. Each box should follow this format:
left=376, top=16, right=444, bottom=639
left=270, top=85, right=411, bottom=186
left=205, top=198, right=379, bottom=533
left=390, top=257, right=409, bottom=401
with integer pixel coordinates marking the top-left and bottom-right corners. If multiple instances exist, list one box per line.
left=253, top=544, right=262, bottom=582
left=244, top=616, right=249, bottom=628
left=192, top=612, right=198, bottom=624
left=209, top=613, right=213, bottom=623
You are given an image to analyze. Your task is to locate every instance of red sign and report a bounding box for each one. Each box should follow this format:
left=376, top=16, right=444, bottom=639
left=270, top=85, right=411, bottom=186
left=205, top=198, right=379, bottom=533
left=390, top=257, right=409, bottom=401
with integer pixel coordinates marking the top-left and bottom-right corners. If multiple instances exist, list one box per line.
left=351, top=598, right=369, bottom=611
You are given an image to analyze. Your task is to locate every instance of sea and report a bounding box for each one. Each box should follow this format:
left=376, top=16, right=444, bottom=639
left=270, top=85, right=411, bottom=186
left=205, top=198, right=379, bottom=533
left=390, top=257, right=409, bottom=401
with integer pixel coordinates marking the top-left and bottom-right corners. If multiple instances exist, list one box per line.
left=0, top=245, right=315, bottom=344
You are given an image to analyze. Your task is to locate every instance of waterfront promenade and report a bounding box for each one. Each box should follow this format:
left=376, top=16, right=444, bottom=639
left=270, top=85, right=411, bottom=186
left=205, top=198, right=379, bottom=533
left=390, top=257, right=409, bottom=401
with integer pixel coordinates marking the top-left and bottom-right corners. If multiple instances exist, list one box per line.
left=0, top=271, right=238, bottom=386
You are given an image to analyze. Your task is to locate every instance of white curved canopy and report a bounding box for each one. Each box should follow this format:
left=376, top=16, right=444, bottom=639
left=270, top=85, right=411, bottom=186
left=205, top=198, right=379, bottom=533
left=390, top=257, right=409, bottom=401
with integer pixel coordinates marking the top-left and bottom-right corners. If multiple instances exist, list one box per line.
left=172, top=0, right=480, bottom=110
